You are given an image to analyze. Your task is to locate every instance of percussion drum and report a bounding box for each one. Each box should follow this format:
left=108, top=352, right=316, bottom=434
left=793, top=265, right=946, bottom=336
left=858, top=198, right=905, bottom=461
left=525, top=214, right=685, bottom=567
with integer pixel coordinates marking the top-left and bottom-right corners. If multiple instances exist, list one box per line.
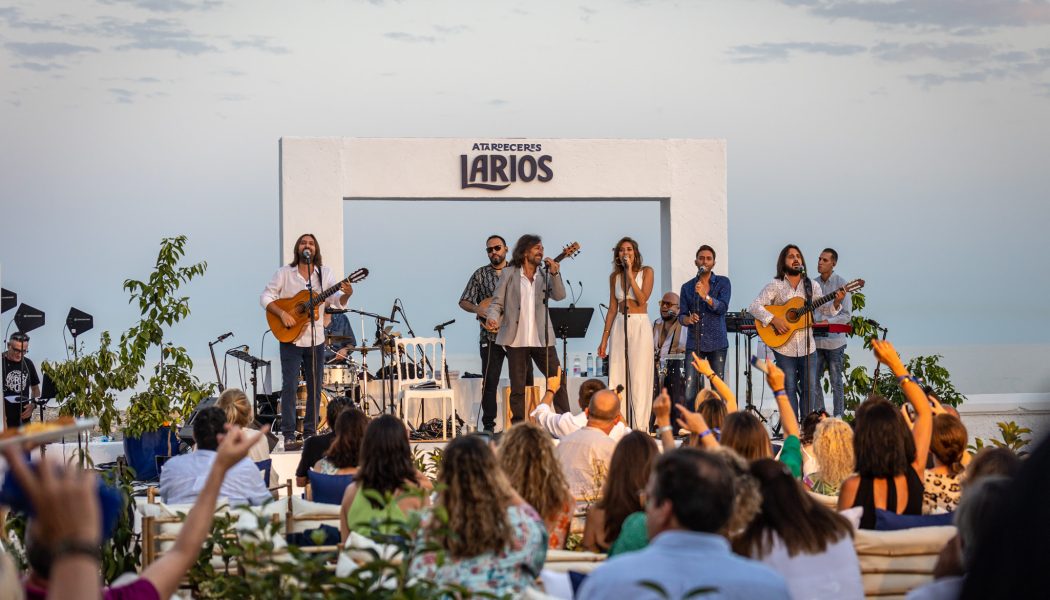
left=323, top=364, right=354, bottom=387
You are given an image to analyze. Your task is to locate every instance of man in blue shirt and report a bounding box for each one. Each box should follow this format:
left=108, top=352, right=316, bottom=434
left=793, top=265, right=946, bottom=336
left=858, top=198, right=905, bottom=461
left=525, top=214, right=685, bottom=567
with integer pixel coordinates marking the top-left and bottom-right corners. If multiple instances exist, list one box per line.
left=678, top=245, right=731, bottom=405
left=577, top=448, right=789, bottom=599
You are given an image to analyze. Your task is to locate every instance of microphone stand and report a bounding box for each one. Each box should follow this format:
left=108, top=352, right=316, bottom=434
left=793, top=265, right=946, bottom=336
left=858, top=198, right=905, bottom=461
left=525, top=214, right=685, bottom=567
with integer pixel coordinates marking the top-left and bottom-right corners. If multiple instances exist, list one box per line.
left=395, top=301, right=437, bottom=423
left=693, top=269, right=704, bottom=408
left=620, top=263, right=633, bottom=428
left=306, top=254, right=320, bottom=438
left=351, top=309, right=400, bottom=416
left=208, top=337, right=225, bottom=393
left=433, top=319, right=455, bottom=389
left=542, top=260, right=553, bottom=416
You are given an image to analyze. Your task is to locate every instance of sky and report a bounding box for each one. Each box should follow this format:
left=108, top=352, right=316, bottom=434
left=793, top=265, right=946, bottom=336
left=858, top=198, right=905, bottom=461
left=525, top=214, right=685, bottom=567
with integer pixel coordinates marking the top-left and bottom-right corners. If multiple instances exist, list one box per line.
left=1, top=0, right=1049, bottom=404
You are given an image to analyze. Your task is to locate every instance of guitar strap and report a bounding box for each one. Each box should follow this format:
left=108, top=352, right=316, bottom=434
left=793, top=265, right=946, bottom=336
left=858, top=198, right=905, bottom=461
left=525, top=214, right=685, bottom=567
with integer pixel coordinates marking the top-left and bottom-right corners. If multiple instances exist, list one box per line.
left=803, top=275, right=813, bottom=309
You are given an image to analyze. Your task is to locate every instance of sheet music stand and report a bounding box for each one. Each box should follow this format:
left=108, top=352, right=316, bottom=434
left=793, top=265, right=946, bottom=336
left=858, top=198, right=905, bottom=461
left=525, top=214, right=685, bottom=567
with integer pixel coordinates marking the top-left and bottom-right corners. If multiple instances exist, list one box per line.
left=549, top=307, right=594, bottom=379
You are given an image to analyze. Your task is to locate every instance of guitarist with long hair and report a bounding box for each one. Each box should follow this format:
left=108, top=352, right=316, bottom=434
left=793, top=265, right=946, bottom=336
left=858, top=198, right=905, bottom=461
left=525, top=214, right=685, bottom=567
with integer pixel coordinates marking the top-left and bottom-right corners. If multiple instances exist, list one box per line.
left=261, top=233, right=353, bottom=451
left=747, top=244, right=844, bottom=420
left=485, top=234, right=572, bottom=423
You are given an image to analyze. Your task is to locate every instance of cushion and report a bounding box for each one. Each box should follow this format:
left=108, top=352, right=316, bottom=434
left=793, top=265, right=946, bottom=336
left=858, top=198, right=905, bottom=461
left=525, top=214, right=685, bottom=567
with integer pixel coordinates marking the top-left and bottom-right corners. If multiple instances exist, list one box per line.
left=874, top=509, right=953, bottom=531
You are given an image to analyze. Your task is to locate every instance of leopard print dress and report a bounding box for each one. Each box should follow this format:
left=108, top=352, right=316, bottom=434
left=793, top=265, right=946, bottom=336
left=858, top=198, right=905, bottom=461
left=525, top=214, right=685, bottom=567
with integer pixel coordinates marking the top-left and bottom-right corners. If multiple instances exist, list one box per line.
left=923, top=470, right=963, bottom=514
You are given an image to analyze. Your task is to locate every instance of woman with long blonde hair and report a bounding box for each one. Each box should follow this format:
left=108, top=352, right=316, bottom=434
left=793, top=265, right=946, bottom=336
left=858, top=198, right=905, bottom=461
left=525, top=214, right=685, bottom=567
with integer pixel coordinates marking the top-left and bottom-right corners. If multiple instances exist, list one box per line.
left=499, top=423, right=574, bottom=549
left=597, top=237, right=655, bottom=430
left=805, top=418, right=854, bottom=496
left=411, top=435, right=548, bottom=597
left=216, top=388, right=277, bottom=486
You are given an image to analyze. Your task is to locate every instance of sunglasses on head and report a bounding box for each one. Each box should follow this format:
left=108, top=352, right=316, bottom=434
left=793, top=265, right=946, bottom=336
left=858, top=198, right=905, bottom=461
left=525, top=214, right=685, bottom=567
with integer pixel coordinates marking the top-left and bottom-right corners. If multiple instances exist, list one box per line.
left=486, top=245, right=503, bottom=253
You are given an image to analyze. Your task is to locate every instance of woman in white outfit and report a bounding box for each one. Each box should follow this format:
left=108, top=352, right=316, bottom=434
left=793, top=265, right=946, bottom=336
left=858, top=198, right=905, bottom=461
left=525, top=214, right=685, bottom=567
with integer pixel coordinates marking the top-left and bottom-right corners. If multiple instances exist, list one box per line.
left=597, top=237, right=655, bottom=431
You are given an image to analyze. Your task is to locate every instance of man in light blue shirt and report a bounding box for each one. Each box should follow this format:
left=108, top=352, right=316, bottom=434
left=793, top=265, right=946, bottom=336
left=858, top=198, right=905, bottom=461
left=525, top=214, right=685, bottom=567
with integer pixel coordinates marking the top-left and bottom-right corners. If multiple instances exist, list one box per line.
left=813, top=248, right=852, bottom=417
left=160, top=406, right=272, bottom=506
left=577, top=448, right=789, bottom=600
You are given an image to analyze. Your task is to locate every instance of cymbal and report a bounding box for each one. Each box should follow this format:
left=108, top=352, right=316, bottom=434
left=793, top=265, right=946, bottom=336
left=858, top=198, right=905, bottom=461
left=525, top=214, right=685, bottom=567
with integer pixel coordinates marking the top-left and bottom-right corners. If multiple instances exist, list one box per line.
left=346, top=345, right=381, bottom=354
left=326, top=334, right=356, bottom=342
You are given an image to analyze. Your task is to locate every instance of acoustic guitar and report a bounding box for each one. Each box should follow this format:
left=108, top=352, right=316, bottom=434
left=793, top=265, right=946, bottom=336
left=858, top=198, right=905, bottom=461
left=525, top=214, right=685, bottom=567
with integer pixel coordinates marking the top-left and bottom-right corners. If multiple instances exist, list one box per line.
left=480, top=241, right=582, bottom=332
left=266, top=268, right=369, bottom=343
left=753, top=278, right=865, bottom=349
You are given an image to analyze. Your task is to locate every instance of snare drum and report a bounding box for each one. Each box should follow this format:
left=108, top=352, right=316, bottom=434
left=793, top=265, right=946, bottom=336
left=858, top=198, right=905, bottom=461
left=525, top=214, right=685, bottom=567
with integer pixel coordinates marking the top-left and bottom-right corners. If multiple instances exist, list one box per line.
left=323, top=364, right=355, bottom=387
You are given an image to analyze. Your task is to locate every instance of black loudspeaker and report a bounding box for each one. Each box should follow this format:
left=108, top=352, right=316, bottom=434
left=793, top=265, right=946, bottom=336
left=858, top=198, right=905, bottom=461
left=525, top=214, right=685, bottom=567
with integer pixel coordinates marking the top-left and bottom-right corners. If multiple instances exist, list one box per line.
left=177, top=396, right=219, bottom=445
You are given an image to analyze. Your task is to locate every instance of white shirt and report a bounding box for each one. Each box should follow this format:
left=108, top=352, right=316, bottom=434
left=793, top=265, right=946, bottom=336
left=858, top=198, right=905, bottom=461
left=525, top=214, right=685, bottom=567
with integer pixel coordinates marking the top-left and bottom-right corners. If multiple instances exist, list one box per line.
left=159, top=449, right=273, bottom=506
left=814, top=272, right=852, bottom=351
left=555, top=426, right=617, bottom=500
left=652, top=317, right=686, bottom=360
left=510, top=270, right=542, bottom=348
left=748, top=278, right=841, bottom=358
left=530, top=404, right=630, bottom=440
left=260, top=264, right=346, bottom=348
left=757, top=533, right=864, bottom=600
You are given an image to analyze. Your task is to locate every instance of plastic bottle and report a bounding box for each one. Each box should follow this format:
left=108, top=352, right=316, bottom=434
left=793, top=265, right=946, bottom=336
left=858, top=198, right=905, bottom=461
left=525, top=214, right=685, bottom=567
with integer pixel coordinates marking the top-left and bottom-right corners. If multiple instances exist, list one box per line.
left=573, top=356, right=581, bottom=377
left=595, top=356, right=603, bottom=377
left=586, top=353, right=594, bottom=376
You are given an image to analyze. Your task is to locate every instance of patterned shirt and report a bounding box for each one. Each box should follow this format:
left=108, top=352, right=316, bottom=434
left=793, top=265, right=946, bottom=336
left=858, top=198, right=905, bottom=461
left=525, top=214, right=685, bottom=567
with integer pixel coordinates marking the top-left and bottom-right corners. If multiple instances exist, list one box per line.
left=748, top=277, right=841, bottom=358
left=410, top=503, right=549, bottom=597
left=678, top=273, right=732, bottom=352
left=460, top=264, right=504, bottom=344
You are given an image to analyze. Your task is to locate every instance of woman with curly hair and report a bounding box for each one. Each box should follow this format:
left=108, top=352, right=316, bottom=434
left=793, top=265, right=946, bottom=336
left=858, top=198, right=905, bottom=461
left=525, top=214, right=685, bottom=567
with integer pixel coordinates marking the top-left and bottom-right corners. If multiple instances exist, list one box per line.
left=597, top=237, right=655, bottom=430
left=412, top=435, right=548, bottom=597
left=804, top=418, right=855, bottom=496
left=923, top=414, right=968, bottom=514
left=339, top=414, right=430, bottom=541
left=499, top=423, right=574, bottom=549
left=313, top=408, right=369, bottom=476
left=582, top=431, right=659, bottom=553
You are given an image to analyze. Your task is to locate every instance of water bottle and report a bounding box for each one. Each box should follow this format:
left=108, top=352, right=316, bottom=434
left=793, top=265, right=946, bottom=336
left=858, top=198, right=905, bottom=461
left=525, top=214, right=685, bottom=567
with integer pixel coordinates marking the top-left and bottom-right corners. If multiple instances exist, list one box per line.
left=586, top=353, right=594, bottom=376
left=595, top=356, right=603, bottom=377
left=573, top=356, right=581, bottom=377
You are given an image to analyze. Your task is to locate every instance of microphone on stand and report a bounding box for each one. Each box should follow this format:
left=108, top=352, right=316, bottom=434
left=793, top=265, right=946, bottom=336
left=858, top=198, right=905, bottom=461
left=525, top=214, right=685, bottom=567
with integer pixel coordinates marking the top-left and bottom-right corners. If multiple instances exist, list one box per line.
left=216, top=332, right=233, bottom=343
left=302, top=248, right=312, bottom=261
left=696, top=265, right=708, bottom=278
left=389, top=300, right=399, bottom=322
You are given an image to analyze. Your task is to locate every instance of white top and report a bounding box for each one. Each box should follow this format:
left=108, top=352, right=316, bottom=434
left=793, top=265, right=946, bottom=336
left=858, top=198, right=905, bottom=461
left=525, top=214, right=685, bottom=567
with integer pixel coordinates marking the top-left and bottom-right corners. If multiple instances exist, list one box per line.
left=815, top=272, right=852, bottom=351
left=530, top=403, right=630, bottom=441
left=652, top=317, right=686, bottom=360
left=555, top=426, right=618, bottom=500
left=509, top=270, right=542, bottom=348
left=159, top=449, right=273, bottom=506
left=260, top=264, right=346, bottom=348
left=757, top=532, right=863, bottom=600
left=247, top=427, right=278, bottom=487
left=614, top=272, right=644, bottom=302
left=748, top=278, right=840, bottom=358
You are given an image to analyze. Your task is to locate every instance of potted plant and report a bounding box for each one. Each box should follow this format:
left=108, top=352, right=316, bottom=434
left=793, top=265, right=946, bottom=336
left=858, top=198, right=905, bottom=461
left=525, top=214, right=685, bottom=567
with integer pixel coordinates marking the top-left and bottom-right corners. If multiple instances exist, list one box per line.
left=119, top=235, right=211, bottom=480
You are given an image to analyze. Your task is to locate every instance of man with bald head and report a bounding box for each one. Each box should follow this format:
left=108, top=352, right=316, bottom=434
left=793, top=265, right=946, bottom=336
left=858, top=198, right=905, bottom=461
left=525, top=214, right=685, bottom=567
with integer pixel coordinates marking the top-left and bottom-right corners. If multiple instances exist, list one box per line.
left=653, top=292, right=687, bottom=361
left=555, top=388, right=622, bottom=500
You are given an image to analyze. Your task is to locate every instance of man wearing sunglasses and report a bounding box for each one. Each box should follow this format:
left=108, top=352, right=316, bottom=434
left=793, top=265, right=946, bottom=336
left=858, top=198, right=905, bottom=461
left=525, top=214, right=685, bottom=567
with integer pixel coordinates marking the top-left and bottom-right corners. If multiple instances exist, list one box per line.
left=459, top=234, right=527, bottom=432
left=3, top=332, right=40, bottom=430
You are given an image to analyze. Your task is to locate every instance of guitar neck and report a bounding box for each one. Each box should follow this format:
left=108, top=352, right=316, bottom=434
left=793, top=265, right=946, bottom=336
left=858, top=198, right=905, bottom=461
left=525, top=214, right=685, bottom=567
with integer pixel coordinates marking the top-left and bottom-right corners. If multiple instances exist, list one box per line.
left=306, top=275, right=349, bottom=310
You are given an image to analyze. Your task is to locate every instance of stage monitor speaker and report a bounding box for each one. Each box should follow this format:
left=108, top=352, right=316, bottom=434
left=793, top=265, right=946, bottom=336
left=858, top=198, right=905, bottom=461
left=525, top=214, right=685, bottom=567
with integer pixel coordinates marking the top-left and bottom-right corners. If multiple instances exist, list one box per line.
left=177, top=396, right=219, bottom=446
left=14, top=303, right=45, bottom=334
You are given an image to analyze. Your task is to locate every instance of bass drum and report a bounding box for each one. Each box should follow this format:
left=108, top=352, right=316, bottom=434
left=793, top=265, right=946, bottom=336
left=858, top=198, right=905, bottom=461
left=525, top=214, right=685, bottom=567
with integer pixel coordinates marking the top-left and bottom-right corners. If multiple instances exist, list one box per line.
left=295, top=383, right=331, bottom=434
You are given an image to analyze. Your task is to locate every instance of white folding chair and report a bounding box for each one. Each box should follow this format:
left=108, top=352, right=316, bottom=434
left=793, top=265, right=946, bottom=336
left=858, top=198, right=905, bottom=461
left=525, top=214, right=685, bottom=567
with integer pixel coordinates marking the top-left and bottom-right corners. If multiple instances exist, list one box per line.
left=394, top=337, right=457, bottom=439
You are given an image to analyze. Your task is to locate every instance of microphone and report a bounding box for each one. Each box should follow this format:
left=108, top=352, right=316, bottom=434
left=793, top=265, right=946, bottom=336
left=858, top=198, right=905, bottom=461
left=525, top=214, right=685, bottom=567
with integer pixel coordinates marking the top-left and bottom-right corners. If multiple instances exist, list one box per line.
left=302, top=248, right=312, bottom=261
left=696, top=266, right=708, bottom=278
left=865, top=318, right=884, bottom=329
left=216, top=332, right=233, bottom=343
left=389, top=300, right=399, bottom=322
left=325, top=307, right=348, bottom=314
left=615, top=384, right=625, bottom=394
left=434, top=319, right=455, bottom=331
left=600, top=303, right=609, bottom=310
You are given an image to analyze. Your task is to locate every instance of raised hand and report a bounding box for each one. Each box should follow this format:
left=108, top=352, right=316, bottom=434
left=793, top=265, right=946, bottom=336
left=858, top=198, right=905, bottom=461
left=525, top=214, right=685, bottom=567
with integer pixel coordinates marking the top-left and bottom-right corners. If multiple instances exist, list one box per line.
left=872, top=339, right=905, bottom=373
left=653, top=388, right=671, bottom=428
left=546, top=367, right=563, bottom=395
left=765, top=360, right=786, bottom=393
left=691, top=352, right=714, bottom=378
left=2, top=449, right=101, bottom=547
left=676, top=404, right=710, bottom=435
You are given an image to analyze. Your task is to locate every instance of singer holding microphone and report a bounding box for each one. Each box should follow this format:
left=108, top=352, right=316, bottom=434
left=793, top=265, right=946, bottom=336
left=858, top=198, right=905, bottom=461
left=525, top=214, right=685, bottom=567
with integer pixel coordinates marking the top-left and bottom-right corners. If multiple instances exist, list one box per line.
left=597, top=237, right=655, bottom=431
left=679, top=245, right=732, bottom=407
left=261, top=233, right=353, bottom=451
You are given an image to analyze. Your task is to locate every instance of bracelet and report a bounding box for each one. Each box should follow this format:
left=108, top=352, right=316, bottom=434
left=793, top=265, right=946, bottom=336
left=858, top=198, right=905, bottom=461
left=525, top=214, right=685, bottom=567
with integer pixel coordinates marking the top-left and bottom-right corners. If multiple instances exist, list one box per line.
left=656, top=425, right=673, bottom=435
left=774, top=389, right=788, bottom=398
left=897, top=374, right=920, bottom=386
left=698, top=429, right=714, bottom=439
left=54, top=539, right=102, bottom=562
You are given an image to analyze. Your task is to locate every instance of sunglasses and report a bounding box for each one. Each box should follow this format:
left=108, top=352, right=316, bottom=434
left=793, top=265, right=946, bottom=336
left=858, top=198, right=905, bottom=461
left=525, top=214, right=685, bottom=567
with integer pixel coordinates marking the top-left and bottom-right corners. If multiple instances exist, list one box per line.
left=486, top=245, right=503, bottom=253
left=659, top=301, right=678, bottom=306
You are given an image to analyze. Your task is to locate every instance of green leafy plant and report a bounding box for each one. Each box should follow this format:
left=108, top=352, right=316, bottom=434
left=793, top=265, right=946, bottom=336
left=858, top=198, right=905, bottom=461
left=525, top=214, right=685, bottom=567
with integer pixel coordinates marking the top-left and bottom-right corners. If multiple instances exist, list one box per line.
left=121, top=235, right=211, bottom=438
left=970, top=421, right=1033, bottom=456
left=42, top=331, right=136, bottom=436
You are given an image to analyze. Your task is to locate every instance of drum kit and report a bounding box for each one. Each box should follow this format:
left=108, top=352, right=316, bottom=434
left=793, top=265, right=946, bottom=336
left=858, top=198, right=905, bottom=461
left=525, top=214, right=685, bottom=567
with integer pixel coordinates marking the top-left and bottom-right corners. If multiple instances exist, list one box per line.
left=657, top=352, right=686, bottom=407
left=293, top=333, right=385, bottom=434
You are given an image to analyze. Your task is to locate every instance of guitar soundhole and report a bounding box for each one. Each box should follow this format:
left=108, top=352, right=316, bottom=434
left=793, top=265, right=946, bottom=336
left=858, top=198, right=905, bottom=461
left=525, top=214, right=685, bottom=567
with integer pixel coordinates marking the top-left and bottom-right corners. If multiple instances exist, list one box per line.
left=295, top=303, right=308, bottom=318
left=786, top=309, right=799, bottom=323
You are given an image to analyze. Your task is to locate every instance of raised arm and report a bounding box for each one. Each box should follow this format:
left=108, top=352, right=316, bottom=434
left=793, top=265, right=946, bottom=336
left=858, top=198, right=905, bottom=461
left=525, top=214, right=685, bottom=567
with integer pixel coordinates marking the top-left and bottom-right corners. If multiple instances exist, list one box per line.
left=765, top=362, right=799, bottom=439
left=675, top=404, right=719, bottom=449
left=873, top=339, right=932, bottom=474
left=144, top=425, right=266, bottom=600
left=691, top=353, right=737, bottom=413
left=652, top=389, right=676, bottom=453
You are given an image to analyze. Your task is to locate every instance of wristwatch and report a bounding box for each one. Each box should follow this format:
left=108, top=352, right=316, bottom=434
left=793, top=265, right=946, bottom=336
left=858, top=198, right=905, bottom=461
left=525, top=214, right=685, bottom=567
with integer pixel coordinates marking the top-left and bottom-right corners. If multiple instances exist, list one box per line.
left=704, top=295, right=711, bottom=303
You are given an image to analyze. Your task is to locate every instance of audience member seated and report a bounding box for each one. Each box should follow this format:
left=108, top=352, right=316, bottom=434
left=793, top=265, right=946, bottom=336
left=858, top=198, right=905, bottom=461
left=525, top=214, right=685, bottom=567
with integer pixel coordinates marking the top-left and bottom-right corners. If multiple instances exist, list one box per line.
left=295, top=396, right=353, bottom=488
left=804, top=417, right=854, bottom=496
left=577, top=448, right=790, bottom=599
left=339, top=414, right=431, bottom=541
left=531, top=378, right=629, bottom=441
left=410, top=435, right=548, bottom=598
left=963, top=446, right=1021, bottom=489
left=582, top=431, right=658, bottom=553
left=796, top=409, right=828, bottom=478
left=906, top=476, right=1012, bottom=600
left=10, top=425, right=265, bottom=600
left=160, top=406, right=273, bottom=506
left=313, top=408, right=369, bottom=476
left=733, top=458, right=862, bottom=599
left=839, top=340, right=932, bottom=529
left=217, top=387, right=279, bottom=487
left=498, top=423, right=574, bottom=549
left=555, top=389, right=621, bottom=501
left=697, top=391, right=726, bottom=440
left=923, top=414, right=967, bottom=514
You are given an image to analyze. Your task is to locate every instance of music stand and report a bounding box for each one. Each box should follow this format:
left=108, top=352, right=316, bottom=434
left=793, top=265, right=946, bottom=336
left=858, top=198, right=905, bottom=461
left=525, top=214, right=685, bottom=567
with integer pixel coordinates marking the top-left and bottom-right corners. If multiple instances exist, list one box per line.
left=549, top=307, right=594, bottom=380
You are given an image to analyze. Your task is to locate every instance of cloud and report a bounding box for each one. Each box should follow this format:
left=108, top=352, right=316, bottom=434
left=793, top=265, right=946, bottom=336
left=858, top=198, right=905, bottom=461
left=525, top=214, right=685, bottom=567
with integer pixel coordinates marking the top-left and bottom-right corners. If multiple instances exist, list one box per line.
left=97, top=0, right=224, bottom=12
left=783, top=0, right=1050, bottom=34
left=871, top=41, right=995, bottom=63
left=384, top=31, right=436, bottom=43
left=905, top=68, right=1009, bottom=88
left=0, top=6, right=69, bottom=32
left=580, top=6, right=598, bottom=22
left=727, top=41, right=866, bottom=63
left=434, top=24, right=469, bottom=34
left=488, top=99, right=508, bottom=106
left=108, top=88, right=136, bottom=103
left=231, top=36, right=290, bottom=54
left=5, top=41, right=98, bottom=59
left=100, top=18, right=219, bottom=55
left=12, top=61, right=66, bottom=72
